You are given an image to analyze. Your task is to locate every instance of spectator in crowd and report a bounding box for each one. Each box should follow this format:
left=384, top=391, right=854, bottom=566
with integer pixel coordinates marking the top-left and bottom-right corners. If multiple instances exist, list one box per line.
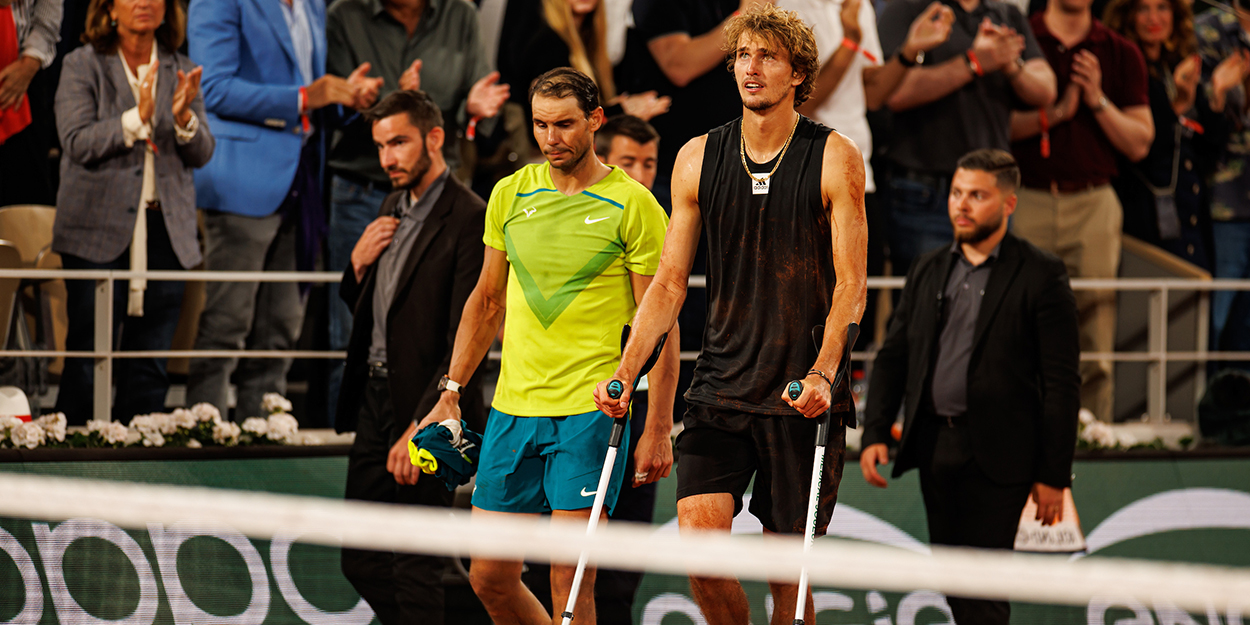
left=591, top=112, right=660, bottom=624
left=628, top=0, right=757, bottom=203
left=594, top=113, right=659, bottom=187
left=785, top=0, right=952, bottom=353
left=1009, top=0, right=1152, bottom=421
left=1105, top=0, right=1224, bottom=271
left=0, top=0, right=61, bottom=207
left=878, top=0, right=1056, bottom=276
left=52, top=0, right=215, bottom=424
left=1194, top=5, right=1250, bottom=367
left=337, top=90, right=486, bottom=625
left=184, top=0, right=381, bottom=421
left=324, top=0, right=509, bottom=424
left=861, top=149, right=1079, bottom=625
left=789, top=0, right=952, bottom=195
left=497, top=0, right=670, bottom=137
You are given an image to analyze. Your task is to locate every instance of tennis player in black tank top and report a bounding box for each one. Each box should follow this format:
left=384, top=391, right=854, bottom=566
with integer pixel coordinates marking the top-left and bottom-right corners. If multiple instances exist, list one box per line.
left=593, top=4, right=869, bottom=623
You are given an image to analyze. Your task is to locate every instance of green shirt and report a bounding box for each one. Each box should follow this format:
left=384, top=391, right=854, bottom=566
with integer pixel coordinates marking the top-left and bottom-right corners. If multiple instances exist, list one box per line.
left=485, top=164, right=669, bottom=416
left=326, top=0, right=490, bottom=179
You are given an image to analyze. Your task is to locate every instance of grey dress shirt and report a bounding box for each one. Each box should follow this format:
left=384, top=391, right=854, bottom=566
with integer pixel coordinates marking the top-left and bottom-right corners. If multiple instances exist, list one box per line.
left=9, top=0, right=61, bottom=68
left=930, top=240, right=1002, bottom=417
left=326, top=0, right=491, bottom=180
left=368, top=170, right=449, bottom=364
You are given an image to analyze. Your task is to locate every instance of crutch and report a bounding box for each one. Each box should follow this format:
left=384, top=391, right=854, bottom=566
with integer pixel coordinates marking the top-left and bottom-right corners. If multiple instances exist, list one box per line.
left=785, top=322, right=860, bottom=625
left=560, top=324, right=668, bottom=625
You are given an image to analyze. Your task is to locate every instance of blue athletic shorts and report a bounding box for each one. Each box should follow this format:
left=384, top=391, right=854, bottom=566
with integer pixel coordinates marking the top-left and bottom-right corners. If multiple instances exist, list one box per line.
left=471, top=408, right=630, bottom=515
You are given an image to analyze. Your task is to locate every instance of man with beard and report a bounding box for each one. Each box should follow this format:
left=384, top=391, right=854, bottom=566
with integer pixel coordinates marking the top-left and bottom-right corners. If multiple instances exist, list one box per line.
left=415, top=67, right=677, bottom=625
left=860, top=149, right=1080, bottom=624
left=595, top=5, right=868, bottom=622
left=336, top=90, right=487, bottom=624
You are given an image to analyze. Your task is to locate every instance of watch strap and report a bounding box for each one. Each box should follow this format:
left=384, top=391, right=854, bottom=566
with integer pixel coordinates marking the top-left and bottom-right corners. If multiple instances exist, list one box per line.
left=439, top=375, right=464, bottom=394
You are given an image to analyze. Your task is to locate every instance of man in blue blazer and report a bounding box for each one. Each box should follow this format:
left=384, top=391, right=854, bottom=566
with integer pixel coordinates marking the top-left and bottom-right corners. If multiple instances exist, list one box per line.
left=185, top=0, right=381, bottom=420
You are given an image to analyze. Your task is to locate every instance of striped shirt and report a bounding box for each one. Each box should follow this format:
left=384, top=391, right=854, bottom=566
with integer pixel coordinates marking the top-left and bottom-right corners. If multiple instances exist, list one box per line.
left=8, top=0, right=61, bottom=68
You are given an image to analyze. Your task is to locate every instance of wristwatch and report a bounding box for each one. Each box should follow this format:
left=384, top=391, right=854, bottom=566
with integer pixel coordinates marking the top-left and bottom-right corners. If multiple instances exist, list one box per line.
left=1091, top=94, right=1110, bottom=113
left=438, top=375, right=464, bottom=394
left=897, top=47, right=924, bottom=68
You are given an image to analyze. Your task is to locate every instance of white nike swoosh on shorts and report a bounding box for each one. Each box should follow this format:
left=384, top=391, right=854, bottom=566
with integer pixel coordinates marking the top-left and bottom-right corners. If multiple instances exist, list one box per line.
left=584, top=216, right=609, bottom=224
left=580, top=487, right=597, bottom=497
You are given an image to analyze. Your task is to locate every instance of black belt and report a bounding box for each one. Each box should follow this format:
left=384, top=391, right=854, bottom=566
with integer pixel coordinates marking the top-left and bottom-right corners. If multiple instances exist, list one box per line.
left=334, top=169, right=392, bottom=193
left=896, top=167, right=954, bottom=189
left=368, top=362, right=389, bottom=379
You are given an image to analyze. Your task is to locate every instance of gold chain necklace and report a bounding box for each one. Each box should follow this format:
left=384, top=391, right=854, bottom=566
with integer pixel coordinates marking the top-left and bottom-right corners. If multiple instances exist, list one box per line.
left=739, top=114, right=800, bottom=183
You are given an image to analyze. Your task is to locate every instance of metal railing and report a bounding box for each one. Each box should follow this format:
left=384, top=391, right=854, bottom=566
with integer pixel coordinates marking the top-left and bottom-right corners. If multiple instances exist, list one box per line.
left=3, top=268, right=1250, bottom=423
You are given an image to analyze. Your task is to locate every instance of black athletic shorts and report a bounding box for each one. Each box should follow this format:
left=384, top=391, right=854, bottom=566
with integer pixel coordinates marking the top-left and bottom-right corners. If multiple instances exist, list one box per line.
left=674, top=402, right=848, bottom=535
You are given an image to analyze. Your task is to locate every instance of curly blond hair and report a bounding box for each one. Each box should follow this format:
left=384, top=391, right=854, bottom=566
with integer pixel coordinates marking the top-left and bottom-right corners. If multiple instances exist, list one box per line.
left=723, top=3, right=820, bottom=107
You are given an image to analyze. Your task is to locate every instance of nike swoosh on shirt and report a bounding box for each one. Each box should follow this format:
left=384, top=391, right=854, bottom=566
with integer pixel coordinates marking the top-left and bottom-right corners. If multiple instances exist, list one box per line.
left=584, top=216, right=609, bottom=224
left=580, top=487, right=597, bottom=497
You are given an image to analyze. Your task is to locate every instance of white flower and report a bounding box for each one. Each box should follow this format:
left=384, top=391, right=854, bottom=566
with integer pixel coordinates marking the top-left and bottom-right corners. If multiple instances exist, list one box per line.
left=261, top=393, right=293, bottom=415
left=157, top=413, right=178, bottom=435
left=212, top=421, right=241, bottom=445
left=129, top=415, right=161, bottom=435
left=186, top=439, right=202, bottom=449
left=170, top=409, right=197, bottom=430
left=241, top=417, right=268, bottom=436
left=125, top=430, right=142, bottom=446
left=190, top=403, right=221, bottom=423
left=11, top=422, right=46, bottom=449
left=1081, top=421, right=1117, bottom=448
left=142, top=431, right=165, bottom=447
left=102, top=422, right=129, bottom=445
left=1078, top=408, right=1096, bottom=425
left=128, top=412, right=177, bottom=435
left=0, top=415, right=23, bottom=433
left=299, top=434, right=322, bottom=446
left=35, top=413, right=67, bottom=443
left=265, top=413, right=299, bottom=443
left=1116, top=431, right=1138, bottom=448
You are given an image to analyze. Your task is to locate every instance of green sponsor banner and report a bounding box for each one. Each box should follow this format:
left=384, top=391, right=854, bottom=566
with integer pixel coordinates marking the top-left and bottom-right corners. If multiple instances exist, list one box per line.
left=1, top=455, right=1248, bottom=624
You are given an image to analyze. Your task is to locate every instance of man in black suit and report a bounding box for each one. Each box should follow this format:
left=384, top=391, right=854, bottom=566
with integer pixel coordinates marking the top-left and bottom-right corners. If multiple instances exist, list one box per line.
left=860, top=148, right=1080, bottom=625
left=335, top=90, right=487, bottom=625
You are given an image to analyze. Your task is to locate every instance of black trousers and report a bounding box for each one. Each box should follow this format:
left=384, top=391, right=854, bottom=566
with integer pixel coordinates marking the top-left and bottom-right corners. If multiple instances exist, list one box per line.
left=342, top=377, right=454, bottom=624
left=916, top=418, right=1032, bottom=625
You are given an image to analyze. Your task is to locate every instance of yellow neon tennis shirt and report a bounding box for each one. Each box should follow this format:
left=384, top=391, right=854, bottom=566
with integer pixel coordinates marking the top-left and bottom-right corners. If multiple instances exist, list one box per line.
left=484, top=163, right=668, bottom=416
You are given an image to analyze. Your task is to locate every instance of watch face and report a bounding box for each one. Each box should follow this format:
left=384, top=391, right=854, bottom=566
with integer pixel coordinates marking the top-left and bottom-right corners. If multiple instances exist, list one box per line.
left=917, top=50, right=925, bottom=64
left=438, top=376, right=449, bottom=391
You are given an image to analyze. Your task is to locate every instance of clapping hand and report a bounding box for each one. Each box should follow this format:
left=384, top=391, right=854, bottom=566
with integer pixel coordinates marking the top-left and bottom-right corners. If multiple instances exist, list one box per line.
left=1172, top=54, right=1201, bottom=116
left=466, top=71, right=510, bottom=119
left=172, top=66, right=202, bottom=128
left=1050, top=82, right=1081, bottom=124
left=903, top=1, right=955, bottom=59
left=617, top=91, right=671, bottom=121
left=1210, top=49, right=1250, bottom=112
left=400, top=59, right=422, bottom=92
left=971, top=18, right=1024, bottom=74
left=138, top=59, right=158, bottom=124
left=347, top=62, right=383, bottom=110
left=1070, top=49, right=1105, bottom=108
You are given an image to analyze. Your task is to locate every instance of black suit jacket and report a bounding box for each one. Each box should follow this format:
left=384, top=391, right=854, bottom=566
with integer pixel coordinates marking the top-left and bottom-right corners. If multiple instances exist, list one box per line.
left=335, top=176, right=487, bottom=435
left=862, top=232, right=1080, bottom=488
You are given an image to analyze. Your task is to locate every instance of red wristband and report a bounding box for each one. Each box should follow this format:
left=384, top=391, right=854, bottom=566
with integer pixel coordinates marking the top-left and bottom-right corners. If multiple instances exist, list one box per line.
left=966, top=50, right=984, bottom=77
left=841, top=37, right=880, bottom=64
left=1038, top=107, right=1050, bottom=159
left=466, top=116, right=481, bottom=140
left=298, top=86, right=311, bottom=134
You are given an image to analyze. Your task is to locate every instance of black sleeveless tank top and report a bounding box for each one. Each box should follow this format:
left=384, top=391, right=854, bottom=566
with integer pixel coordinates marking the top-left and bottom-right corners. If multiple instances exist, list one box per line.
left=685, top=115, right=852, bottom=416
